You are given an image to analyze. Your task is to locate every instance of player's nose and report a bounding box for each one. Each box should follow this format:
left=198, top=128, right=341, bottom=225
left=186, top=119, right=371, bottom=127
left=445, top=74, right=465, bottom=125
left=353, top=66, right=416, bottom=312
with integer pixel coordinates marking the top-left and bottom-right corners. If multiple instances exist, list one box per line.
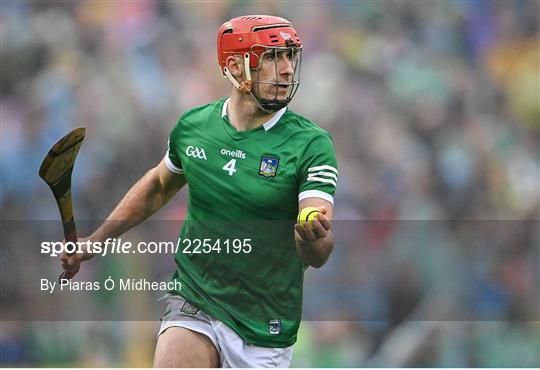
left=278, top=54, right=294, bottom=76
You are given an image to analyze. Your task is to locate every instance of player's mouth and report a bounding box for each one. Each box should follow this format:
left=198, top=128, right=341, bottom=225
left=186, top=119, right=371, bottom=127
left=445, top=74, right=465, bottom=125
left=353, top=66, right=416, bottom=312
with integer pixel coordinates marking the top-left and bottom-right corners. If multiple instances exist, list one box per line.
left=262, top=82, right=292, bottom=98
left=277, top=83, right=290, bottom=91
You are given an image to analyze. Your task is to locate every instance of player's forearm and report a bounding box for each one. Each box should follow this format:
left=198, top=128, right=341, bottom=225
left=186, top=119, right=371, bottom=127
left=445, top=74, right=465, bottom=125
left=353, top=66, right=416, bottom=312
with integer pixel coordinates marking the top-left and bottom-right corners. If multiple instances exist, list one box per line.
left=295, top=231, right=334, bottom=268
left=90, top=167, right=175, bottom=243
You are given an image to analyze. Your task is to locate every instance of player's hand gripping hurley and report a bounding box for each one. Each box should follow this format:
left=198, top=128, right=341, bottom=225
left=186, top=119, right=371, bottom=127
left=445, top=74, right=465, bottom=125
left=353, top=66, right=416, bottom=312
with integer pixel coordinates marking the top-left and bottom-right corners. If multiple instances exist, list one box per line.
left=39, top=127, right=85, bottom=282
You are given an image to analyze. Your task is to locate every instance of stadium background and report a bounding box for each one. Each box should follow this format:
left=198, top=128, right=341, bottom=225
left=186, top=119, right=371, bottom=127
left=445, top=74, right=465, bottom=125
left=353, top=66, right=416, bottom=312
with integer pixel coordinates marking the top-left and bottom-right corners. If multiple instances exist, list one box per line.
left=1, top=0, right=538, bottom=367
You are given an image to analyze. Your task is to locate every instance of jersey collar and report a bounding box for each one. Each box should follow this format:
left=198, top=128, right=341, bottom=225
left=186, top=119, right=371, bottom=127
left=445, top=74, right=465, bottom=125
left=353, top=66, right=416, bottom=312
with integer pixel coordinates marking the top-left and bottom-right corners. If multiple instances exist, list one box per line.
left=221, top=98, right=287, bottom=131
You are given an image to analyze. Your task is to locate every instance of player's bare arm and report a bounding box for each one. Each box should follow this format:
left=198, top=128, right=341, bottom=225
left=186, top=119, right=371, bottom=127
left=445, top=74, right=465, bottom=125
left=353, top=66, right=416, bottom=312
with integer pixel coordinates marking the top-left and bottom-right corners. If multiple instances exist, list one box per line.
left=294, top=199, right=334, bottom=268
left=91, top=158, right=186, bottom=242
left=60, top=158, right=186, bottom=274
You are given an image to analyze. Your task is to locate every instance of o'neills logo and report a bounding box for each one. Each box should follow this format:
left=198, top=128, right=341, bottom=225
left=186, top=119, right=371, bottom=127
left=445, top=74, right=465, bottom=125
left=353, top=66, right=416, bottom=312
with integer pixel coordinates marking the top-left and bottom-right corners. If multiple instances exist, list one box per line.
left=220, top=148, right=246, bottom=159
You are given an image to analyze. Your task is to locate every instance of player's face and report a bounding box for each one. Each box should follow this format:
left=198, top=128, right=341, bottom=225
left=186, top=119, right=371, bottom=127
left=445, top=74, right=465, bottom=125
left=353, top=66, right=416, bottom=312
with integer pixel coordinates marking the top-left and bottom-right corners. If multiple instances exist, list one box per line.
left=254, top=48, right=299, bottom=101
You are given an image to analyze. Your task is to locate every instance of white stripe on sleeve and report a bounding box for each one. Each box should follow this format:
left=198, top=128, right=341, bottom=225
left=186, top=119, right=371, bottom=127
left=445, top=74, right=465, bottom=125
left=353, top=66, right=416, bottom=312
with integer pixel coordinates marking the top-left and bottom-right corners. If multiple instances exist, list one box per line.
left=164, top=151, right=184, bottom=174
left=307, top=171, right=338, bottom=181
left=308, top=165, right=338, bottom=175
left=306, top=176, right=337, bottom=187
left=298, top=190, right=334, bottom=205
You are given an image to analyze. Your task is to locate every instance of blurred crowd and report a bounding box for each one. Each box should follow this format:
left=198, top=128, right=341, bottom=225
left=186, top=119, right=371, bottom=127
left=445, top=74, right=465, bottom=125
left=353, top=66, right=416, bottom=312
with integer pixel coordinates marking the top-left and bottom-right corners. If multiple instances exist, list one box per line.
left=1, top=0, right=538, bottom=367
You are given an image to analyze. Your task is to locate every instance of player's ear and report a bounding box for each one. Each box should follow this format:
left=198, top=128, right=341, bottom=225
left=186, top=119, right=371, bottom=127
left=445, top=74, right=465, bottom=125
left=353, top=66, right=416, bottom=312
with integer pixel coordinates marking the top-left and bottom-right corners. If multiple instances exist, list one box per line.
left=226, top=55, right=244, bottom=78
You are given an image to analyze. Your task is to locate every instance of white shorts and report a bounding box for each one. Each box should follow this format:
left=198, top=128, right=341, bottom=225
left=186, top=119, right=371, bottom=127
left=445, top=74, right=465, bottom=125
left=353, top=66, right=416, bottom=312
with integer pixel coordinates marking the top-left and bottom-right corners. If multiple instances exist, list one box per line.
left=158, top=294, right=293, bottom=368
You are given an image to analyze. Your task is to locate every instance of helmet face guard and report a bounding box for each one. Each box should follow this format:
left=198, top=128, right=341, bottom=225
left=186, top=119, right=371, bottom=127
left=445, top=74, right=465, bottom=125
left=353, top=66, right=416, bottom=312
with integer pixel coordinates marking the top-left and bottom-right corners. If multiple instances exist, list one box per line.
left=217, top=15, right=303, bottom=113
left=250, top=44, right=302, bottom=112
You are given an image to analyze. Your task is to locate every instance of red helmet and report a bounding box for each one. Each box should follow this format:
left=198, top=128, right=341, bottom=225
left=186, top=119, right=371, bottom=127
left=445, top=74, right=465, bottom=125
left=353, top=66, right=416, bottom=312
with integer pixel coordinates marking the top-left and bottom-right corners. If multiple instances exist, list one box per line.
left=217, top=15, right=302, bottom=73
left=217, top=15, right=303, bottom=112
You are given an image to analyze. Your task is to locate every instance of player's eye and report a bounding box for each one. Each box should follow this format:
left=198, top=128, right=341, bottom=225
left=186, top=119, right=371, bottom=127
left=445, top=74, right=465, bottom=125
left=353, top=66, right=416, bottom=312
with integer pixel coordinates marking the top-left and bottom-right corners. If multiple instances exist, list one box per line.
left=286, top=50, right=294, bottom=60
left=265, top=52, right=276, bottom=60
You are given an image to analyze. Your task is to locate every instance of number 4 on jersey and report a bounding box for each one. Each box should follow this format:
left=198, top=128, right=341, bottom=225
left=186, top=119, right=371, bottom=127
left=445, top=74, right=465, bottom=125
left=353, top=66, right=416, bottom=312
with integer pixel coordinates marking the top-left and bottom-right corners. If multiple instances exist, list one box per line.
left=223, top=159, right=237, bottom=176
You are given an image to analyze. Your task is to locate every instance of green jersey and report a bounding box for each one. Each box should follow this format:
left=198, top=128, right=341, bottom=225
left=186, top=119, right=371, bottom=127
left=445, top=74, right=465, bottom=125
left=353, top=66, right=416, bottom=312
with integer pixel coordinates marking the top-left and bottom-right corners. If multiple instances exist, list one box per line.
left=166, top=97, right=338, bottom=347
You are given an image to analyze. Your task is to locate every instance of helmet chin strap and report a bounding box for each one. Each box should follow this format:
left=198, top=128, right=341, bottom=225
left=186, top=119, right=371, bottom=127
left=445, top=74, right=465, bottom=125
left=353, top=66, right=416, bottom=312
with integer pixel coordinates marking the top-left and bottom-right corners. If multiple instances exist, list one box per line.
left=223, top=53, right=286, bottom=114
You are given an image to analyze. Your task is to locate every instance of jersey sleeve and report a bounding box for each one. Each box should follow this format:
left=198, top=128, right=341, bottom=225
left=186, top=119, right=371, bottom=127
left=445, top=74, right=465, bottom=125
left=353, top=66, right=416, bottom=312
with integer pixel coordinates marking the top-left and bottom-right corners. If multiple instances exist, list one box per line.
left=297, top=133, right=338, bottom=205
left=164, top=121, right=184, bottom=175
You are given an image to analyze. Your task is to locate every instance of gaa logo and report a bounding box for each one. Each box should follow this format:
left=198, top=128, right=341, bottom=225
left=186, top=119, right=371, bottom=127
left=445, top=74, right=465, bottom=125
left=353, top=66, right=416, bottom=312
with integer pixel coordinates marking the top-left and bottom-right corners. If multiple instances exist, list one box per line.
left=186, top=145, right=207, bottom=160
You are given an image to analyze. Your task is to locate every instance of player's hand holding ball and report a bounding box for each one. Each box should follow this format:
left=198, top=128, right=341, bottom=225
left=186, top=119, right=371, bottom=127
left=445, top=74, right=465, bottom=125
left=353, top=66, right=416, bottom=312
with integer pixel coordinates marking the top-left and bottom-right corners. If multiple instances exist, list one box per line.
left=295, top=206, right=331, bottom=243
